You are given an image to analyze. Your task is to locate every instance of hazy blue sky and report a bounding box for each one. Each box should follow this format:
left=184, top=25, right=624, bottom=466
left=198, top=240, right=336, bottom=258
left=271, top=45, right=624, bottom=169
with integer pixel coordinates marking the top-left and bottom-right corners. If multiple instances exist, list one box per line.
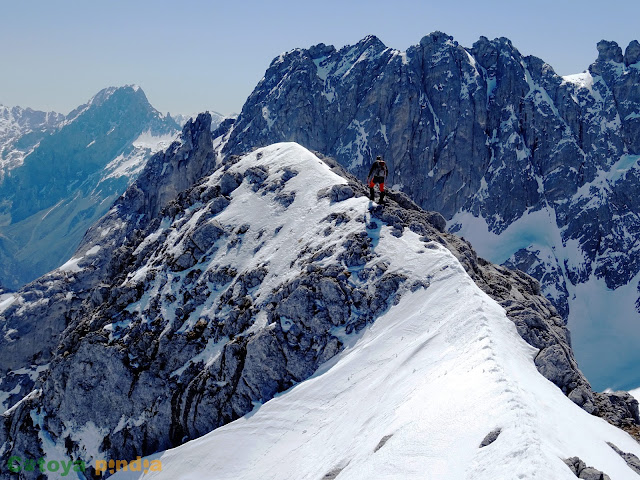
left=1, top=0, right=638, bottom=116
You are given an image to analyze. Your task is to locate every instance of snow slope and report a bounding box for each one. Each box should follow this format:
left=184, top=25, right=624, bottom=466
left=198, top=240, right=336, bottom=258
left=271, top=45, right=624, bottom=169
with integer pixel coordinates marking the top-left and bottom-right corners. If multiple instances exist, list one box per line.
left=100, top=129, right=178, bottom=181
left=109, top=147, right=640, bottom=479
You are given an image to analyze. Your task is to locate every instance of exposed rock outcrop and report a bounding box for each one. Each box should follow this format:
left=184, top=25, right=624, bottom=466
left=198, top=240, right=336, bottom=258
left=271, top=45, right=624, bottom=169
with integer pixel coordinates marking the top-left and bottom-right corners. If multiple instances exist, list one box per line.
left=564, top=456, right=611, bottom=480
left=607, top=441, right=640, bottom=474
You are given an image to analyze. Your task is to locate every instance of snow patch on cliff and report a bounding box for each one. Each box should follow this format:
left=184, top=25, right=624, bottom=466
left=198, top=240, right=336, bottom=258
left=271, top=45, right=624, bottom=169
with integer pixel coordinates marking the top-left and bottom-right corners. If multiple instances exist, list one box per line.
left=0, top=294, right=16, bottom=315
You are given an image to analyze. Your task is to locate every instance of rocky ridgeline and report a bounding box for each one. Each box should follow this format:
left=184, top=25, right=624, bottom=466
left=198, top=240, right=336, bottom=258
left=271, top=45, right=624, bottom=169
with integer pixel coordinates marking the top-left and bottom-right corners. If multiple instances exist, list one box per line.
left=215, top=33, right=640, bottom=330
left=1, top=115, right=638, bottom=477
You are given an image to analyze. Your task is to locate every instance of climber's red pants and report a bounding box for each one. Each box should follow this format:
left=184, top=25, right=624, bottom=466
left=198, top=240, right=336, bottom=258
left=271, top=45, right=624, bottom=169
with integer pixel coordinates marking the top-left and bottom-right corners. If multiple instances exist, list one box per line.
left=369, top=178, right=385, bottom=191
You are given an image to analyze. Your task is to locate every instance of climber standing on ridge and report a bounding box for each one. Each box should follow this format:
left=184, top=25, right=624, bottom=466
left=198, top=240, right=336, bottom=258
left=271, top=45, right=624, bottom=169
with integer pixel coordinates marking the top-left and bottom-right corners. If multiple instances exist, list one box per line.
left=367, top=155, right=388, bottom=204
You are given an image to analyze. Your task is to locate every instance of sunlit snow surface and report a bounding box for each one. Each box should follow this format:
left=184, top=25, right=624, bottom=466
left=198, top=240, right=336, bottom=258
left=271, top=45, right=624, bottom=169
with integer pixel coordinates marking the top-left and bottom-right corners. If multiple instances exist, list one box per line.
left=562, top=72, right=595, bottom=94
left=112, top=143, right=640, bottom=480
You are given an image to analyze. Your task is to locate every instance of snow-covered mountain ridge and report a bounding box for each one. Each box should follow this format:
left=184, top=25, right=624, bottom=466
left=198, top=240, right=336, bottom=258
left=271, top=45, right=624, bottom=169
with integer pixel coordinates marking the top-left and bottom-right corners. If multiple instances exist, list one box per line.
left=213, top=33, right=640, bottom=391
left=1, top=115, right=638, bottom=477
left=0, top=86, right=180, bottom=289
left=113, top=212, right=640, bottom=480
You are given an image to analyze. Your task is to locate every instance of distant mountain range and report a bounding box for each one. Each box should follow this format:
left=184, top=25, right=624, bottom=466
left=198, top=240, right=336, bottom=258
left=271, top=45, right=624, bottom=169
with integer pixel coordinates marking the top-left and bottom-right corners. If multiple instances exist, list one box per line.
left=0, top=86, right=226, bottom=290
left=214, top=33, right=640, bottom=391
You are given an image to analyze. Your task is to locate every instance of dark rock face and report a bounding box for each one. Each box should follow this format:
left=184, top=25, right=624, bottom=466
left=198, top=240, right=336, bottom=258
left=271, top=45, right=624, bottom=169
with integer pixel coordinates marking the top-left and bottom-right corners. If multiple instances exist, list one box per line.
left=625, top=40, right=640, bottom=67
left=216, top=33, right=640, bottom=390
left=594, top=391, right=640, bottom=438
left=503, top=247, right=570, bottom=318
left=479, top=428, right=501, bottom=448
left=223, top=32, right=489, bottom=219
left=563, top=456, right=612, bottom=480
left=594, top=40, right=624, bottom=64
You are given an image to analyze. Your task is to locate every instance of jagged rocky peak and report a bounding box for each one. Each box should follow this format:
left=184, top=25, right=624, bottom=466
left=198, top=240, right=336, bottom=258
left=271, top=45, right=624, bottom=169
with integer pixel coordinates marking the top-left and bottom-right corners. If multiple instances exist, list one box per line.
left=90, top=84, right=147, bottom=106
left=183, top=109, right=212, bottom=135
left=625, top=39, right=640, bottom=66
left=0, top=84, right=181, bottom=288
left=87, top=111, right=214, bottom=228
left=596, top=39, right=624, bottom=63
left=589, top=38, right=640, bottom=75
left=305, top=42, right=336, bottom=60
left=472, top=35, right=518, bottom=52
left=90, top=85, right=131, bottom=106
left=315, top=34, right=389, bottom=71
left=408, top=31, right=469, bottom=69
left=418, top=30, right=456, bottom=47
left=587, top=37, right=640, bottom=155
left=525, top=54, right=558, bottom=78
left=66, top=84, right=172, bottom=129
left=0, top=104, right=65, bottom=131
left=0, top=104, right=65, bottom=167
left=271, top=33, right=387, bottom=70
left=409, top=31, right=463, bottom=65
left=0, top=83, right=179, bottom=226
left=471, top=35, right=524, bottom=73
left=214, top=30, right=640, bottom=390
left=356, top=33, right=387, bottom=51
